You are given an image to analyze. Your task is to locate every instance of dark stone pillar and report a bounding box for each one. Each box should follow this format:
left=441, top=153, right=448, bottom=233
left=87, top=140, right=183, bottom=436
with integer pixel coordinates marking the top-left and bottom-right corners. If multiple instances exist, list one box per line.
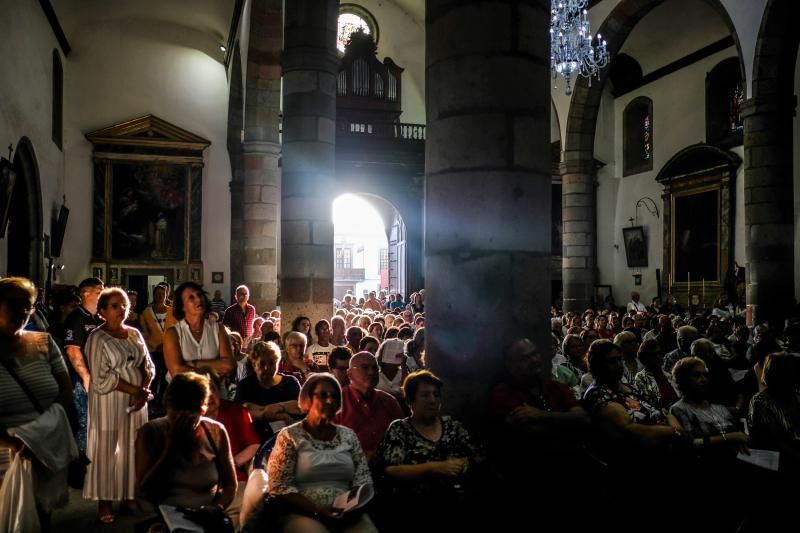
left=280, top=0, right=339, bottom=327
left=559, top=160, right=596, bottom=313
left=425, top=0, right=551, bottom=425
left=742, top=96, right=795, bottom=326
left=241, top=0, right=283, bottom=311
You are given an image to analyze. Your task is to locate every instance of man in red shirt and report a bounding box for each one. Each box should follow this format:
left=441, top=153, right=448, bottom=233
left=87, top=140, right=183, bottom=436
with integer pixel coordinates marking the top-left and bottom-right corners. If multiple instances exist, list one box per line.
left=335, top=351, right=404, bottom=461
left=223, top=285, right=257, bottom=338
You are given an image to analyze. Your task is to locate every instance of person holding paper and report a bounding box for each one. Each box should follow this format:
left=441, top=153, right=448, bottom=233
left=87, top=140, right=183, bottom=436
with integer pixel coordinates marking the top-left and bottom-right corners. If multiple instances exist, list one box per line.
left=266, top=373, right=378, bottom=532
left=748, top=352, right=800, bottom=472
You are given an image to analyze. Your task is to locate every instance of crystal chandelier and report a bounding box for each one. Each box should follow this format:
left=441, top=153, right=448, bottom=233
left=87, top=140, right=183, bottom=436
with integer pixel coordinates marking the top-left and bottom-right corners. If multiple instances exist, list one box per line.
left=550, top=0, right=609, bottom=96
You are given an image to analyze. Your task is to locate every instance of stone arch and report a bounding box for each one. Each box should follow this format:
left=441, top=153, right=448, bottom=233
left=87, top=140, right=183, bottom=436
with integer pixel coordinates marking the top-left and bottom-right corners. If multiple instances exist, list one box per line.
left=559, top=0, right=746, bottom=312
left=7, top=137, right=44, bottom=285
left=332, top=192, right=411, bottom=299
left=743, top=0, right=800, bottom=325
left=332, top=176, right=423, bottom=296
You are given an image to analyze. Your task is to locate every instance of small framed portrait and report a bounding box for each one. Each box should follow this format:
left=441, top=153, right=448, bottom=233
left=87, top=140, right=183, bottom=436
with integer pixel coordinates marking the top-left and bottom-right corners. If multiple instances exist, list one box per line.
left=190, top=267, right=201, bottom=282
left=211, top=271, right=224, bottom=284
left=594, top=285, right=612, bottom=308
left=622, top=226, right=648, bottom=268
left=175, top=268, right=185, bottom=282
left=92, top=266, right=105, bottom=280
left=108, top=268, right=119, bottom=285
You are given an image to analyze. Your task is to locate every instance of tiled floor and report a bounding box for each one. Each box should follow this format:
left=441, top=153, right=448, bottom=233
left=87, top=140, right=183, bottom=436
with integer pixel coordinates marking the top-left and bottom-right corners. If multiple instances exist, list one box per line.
left=51, top=489, right=153, bottom=532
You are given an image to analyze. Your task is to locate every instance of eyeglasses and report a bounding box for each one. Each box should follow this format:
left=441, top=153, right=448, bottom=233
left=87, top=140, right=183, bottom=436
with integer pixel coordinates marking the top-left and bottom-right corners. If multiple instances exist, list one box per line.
left=354, top=364, right=379, bottom=373
left=312, top=392, right=338, bottom=400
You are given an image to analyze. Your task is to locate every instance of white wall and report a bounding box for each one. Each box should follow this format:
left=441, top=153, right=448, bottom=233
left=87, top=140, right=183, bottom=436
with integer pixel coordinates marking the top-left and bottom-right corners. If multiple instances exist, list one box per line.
left=61, top=18, right=232, bottom=295
left=599, top=48, right=740, bottom=305
left=0, top=3, right=65, bottom=278
left=356, top=0, right=425, bottom=124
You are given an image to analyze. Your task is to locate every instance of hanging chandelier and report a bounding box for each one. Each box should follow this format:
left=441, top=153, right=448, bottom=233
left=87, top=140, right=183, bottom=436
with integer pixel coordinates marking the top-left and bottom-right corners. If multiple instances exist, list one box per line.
left=550, top=0, right=609, bottom=96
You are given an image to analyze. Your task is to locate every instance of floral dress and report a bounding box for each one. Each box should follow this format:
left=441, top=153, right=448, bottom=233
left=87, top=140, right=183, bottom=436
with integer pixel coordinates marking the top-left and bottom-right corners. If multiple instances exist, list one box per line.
left=375, top=416, right=477, bottom=498
left=267, top=422, right=372, bottom=507
left=583, top=382, right=667, bottom=426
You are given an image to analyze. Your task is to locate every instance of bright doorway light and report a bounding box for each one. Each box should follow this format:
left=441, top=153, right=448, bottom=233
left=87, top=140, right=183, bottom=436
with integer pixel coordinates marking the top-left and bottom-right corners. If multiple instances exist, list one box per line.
left=332, top=194, right=388, bottom=303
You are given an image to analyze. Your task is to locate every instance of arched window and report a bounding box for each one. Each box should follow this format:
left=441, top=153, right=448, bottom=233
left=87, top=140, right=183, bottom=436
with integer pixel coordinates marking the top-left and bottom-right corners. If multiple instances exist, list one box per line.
left=52, top=49, right=63, bottom=150
left=706, top=57, right=744, bottom=148
left=337, top=4, right=378, bottom=53
left=623, top=96, right=653, bottom=176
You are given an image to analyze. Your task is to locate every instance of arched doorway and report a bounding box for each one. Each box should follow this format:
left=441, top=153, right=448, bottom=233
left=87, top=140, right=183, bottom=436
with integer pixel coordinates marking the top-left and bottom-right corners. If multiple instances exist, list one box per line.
left=332, top=193, right=408, bottom=303
left=6, top=137, right=44, bottom=285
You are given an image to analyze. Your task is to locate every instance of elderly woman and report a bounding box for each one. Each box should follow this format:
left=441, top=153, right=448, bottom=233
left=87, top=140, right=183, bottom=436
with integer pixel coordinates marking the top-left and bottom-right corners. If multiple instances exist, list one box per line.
left=556, top=333, right=585, bottom=397
left=163, top=282, right=234, bottom=381
left=234, top=340, right=302, bottom=440
left=266, top=373, right=377, bottom=532
left=633, top=339, right=678, bottom=409
left=280, top=331, right=316, bottom=383
left=135, top=372, right=237, bottom=518
left=404, top=327, right=425, bottom=372
left=136, top=372, right=236, bottom=528
left=0, top=277, right=76, bottom=529
left=582, top=340, right=686, bottom=462
left=669, top=357, right=748, bottom=450
left=84, top=288, right=155, bottom=523
left=376, top=371, right=478, bottom=530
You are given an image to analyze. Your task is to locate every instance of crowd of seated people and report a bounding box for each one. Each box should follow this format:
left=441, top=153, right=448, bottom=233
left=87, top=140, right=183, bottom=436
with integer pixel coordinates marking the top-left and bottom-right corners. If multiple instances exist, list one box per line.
left=3, top=276, right=800, bottom=532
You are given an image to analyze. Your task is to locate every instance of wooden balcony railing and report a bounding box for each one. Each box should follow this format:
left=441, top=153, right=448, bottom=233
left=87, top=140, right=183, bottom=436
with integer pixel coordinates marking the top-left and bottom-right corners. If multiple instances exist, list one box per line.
left=336, top=121, right=426, bottom=142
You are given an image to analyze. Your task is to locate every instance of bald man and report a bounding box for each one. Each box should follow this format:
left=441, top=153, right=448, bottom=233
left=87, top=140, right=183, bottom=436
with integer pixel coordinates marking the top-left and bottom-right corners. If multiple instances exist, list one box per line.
left=334, top=351, right=404, bottom=461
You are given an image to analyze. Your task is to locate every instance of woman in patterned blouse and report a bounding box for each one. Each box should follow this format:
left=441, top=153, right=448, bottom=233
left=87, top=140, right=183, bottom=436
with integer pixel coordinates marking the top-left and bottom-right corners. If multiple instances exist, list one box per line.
left=375, top=370, right=479, bottom=530
left=583, top=339, right=687, bottom=455
left=266, top=373, right=377, bottom=532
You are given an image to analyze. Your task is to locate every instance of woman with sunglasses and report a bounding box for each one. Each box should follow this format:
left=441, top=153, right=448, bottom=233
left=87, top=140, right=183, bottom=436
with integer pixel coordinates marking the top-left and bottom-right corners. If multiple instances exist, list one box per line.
left=0, top=277, right=76, bottom=529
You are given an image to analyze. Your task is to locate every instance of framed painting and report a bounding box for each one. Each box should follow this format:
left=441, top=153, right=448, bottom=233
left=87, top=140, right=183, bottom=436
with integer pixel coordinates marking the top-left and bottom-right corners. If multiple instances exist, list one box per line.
left=622, top=226, right=648, bottom=268
left=110, top=162, right=187, bottom=261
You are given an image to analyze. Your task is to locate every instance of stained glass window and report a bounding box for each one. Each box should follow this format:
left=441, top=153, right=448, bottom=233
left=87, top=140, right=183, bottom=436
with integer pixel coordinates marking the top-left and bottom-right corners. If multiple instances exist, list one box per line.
left=338, top=13, right=371, bottom=52
left=729, top=83, right=744, bottom=133
left=623, top=97, right=653, bottom=176
left=643, top=114, right=651, bottom=161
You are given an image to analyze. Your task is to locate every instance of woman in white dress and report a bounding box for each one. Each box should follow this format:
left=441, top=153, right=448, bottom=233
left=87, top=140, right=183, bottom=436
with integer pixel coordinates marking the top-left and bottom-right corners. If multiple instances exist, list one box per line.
left=84, top=288, right=155, bottom=523
left=265, top=373, right=377, bottom=533
left=163, top=281, right=234, bottom=381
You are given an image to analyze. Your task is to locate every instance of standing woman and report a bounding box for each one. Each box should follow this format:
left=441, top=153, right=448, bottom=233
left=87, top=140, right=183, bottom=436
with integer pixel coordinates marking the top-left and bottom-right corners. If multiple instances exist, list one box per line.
left=0, top=277, right=76, bottom=529
left=163, top=282, right=234, bottom=381
left=84, top=288, right=155, bottom=523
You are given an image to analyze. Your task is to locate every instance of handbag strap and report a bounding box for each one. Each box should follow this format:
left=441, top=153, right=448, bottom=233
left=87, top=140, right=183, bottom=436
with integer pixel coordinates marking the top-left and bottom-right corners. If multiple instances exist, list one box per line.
left=200, top=421, right=221, bottom=458
left=0, top=358, right=45, bottom=414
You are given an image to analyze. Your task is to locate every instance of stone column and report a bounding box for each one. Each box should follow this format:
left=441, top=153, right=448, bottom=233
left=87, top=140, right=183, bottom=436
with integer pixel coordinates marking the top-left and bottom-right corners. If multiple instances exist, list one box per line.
left=280, top=0, right=338, bottom=329
left=425, top=0, right=551, bottom=424
left=237, top=0, right=283, bottom=312
left=742, top=97, right=795, bottom=326
left=559, top=159, right=596, bottom=313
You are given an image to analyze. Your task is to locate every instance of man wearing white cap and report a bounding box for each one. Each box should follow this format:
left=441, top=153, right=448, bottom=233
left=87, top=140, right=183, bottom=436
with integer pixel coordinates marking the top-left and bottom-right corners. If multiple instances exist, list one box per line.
left=375, top=338, right=408, bottom=401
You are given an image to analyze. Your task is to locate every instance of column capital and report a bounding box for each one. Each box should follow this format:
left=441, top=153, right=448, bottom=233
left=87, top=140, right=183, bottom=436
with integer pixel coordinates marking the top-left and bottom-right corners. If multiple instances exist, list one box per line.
left=559, top=159, right=597, bottom=178
left=741, top=96, right=779, bottom=118
left=243, top=140, right=282, bottom=156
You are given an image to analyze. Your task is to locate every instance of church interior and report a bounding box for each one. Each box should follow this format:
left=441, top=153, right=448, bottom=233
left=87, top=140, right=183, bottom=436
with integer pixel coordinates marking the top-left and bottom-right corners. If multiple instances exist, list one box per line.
left=1, top=0, right=799, bottom=531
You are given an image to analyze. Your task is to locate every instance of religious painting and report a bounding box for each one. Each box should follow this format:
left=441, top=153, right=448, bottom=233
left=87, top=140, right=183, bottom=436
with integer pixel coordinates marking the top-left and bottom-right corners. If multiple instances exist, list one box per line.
left=673, top=189, right=718, bottom=282
left=92, top=266, right=104, bottom=280
left=190, top=267, right=201, bottom=282
left=212, top=272, right=224, bottom=284
left=111, top=162, right=186, bottom=261
left=622, top=226, right=648, bottom=268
